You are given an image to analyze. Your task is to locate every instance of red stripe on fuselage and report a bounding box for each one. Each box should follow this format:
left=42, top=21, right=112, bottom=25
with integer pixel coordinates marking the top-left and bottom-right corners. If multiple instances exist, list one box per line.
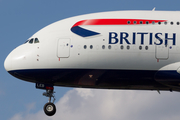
left=72, top=19, right=167, bottom=27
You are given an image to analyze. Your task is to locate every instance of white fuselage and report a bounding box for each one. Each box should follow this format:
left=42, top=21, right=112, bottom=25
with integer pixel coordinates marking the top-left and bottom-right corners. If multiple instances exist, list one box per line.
left=4, top=10, right=180, bottom=91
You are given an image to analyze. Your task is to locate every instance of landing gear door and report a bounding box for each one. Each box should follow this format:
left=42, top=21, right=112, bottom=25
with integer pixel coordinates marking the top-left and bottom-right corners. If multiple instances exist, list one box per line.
left=57, top=38, right=71, bottom=58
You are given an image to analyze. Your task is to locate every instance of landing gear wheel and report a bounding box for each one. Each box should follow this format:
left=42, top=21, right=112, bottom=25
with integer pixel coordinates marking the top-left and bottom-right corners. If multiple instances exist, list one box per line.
left=41, top=85, right=56, bottom=116
left=44, top=102, right=56, bottom=116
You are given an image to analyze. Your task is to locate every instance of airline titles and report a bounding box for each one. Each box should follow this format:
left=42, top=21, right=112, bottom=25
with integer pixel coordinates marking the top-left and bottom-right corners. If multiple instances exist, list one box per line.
left=109, top=32, right=176, bottom=45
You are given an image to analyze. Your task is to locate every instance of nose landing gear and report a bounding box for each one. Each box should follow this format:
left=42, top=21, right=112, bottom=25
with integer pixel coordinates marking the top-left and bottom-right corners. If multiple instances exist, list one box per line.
left=43, top=86, right=56, bottom=116
left=36, top=83, right=57, bottom=116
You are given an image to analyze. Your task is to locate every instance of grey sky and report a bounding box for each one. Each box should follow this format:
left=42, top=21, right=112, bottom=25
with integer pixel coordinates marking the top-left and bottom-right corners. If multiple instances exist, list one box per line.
left=9, top=89, right=180, bottom=120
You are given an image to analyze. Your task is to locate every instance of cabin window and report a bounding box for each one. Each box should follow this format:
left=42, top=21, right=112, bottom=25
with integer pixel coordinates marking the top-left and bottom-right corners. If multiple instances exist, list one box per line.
left=90, top=45, right=93, bottom=49
left=140, top=21, right=143, bottom=24
left=164, top=22, right=167, bottom=25
left=127, top=45, right=130, bottom=50
left=84, top=45, right=87, bottom=49
left=139, top=46, right=142, bottom=50
left=177, top=22, right=180, bottom=25
left=102, top=45, right=105, bottom=49
left=120, top=45, right=124, bottom=49
left=145, top=46, right=148, bottom=50
left=127, top=21, right=130, bottom=24
left=133, top=21, right=137, bottom=24
left=158, top=22, right=161, bottom=25
left=170, top=22, right=173, bottom=25
left=152, top=21, right=155, bottom=24
left=108, top=45, right=111, bottom=49
left=146, top=21, right=149, bottom=24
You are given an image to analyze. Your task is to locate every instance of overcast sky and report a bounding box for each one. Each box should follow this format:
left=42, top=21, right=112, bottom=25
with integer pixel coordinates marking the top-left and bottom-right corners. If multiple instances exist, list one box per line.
left=1, top=0, right=180, bottom=120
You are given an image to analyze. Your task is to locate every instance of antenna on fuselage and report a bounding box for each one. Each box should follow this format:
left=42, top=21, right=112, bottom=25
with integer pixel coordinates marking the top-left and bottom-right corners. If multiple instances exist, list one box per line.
left=152, top=7, right=156, bottom=11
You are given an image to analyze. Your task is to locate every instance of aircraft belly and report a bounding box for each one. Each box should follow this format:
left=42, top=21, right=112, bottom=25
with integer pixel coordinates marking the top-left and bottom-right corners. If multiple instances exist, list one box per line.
left=8, top=69, right=171, bottom=90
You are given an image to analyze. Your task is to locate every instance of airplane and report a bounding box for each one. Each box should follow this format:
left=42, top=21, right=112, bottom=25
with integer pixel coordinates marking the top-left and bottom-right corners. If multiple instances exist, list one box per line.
left=4, top=10, right=180, bottom=116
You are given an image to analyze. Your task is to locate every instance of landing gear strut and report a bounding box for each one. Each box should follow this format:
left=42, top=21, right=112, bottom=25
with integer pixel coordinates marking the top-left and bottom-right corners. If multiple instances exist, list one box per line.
left=43, top=86, right=56, bottom=116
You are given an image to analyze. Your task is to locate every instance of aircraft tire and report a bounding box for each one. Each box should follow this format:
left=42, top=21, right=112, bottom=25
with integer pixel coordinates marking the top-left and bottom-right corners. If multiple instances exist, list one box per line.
left=44, top=102, right=56, bottom=116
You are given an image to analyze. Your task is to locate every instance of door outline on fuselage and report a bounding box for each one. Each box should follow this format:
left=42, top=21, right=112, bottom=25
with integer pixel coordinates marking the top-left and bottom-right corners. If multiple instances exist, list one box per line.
left=155, top=37, right=169, bottom=60
left=57, top=38, right=71, bottom=58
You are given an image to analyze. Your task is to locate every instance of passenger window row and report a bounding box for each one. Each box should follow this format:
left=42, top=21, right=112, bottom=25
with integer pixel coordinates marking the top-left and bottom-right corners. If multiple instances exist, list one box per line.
left=83, top=45, right=149, bottom=50
left=127, top=21, right=180, bottom=25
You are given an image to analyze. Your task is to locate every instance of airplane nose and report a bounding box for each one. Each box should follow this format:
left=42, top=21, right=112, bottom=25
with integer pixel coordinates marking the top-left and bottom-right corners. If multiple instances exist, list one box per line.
left=4, top=44, right=36, bottom=82
left=4, top=53, right=12, bottom=72
left=4, top=44, right=31, bottom=72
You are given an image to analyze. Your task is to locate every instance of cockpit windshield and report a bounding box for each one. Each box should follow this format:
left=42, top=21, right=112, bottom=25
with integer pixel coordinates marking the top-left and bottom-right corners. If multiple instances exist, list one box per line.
left=34, top=38, right=39, bottom=43
left=29, top=38, right=34, bottom=44
left=24, top=38, right=40, bottom=44
left=24, top=40, right=29, bottom=43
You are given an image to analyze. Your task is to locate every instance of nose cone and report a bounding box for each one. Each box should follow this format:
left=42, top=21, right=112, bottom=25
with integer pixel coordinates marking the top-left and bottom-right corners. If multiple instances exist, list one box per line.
left=4, top=44, right=32, bottom=72
left=4, top=52, right=12, bottom=72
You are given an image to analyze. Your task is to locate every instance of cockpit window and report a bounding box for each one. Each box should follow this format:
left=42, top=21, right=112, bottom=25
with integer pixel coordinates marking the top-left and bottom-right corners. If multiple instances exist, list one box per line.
left=34, top=38, right=39, bottom=43
left=29, top=38, right=34, bottom=44
left=25, top=38, right=39, bottom=44
left=24, top=40, right=29, bottom=43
